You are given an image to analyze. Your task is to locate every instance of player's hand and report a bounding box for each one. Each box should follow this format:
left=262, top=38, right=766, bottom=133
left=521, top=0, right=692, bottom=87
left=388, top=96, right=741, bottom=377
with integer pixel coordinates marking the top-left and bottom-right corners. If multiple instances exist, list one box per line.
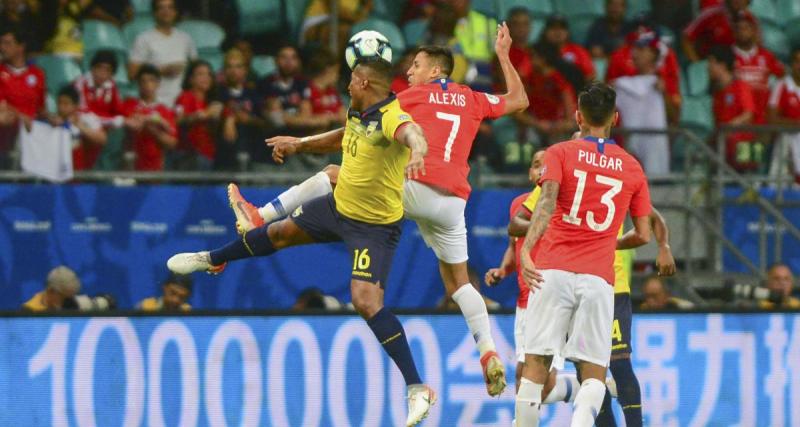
left=495, top=22, right=512, bottom=58
left=656, top=245, right=676, bottom=276
left=520, top=253, right=543, bottom=291
left=406, top=151, right=426, bottom=179
left=484, top=268, right=505, bottom=287
left=266, top=136, right=300, bottom=164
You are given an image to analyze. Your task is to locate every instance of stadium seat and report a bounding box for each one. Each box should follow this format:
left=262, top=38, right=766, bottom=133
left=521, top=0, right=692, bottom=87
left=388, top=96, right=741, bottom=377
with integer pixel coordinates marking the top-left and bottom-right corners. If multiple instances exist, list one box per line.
left=372, top=0, right=407, bottom=22
left=200, top=49, right=224, bottom=72
left=236, top=0, right=282, bottom=36
left=679, top=95, right=714, bottom=137
left=492, top=115, right=520, bottom=146
left=402, top=19, right=428, bottom=47
left=761, top=23, right=791, bottom=61
left=131, top=0, right=151, bottom=17
left=122, top=17, right=154, bottom=47
left=529, top=18, right=545, bottom=44
left=593, top=57, right=608, bottom=81
left=470, top=0, right=497, bottom=18
left=686, top=60, right=709, bottom=97
left=554, top=0, right=604, bottom=16
left=251, top=55, right=276, bottom=78
left=776, top=0, right=800, bottom=24
left=625, top=0, right=651, bottom=20
left=500, top=0, right=553, bottom=20
left=351, top=18, right=406, bottom=59
left=749, top=0, right=780, bottom=27
left=285, top=0, right=313, bottom=42
left=35, top=55, right=82, bottom=95
left=177, top=20, right=225, bottom=54
left=82, top=20, right=127, bottom=55
left=568, top=15, right=598, bottom=46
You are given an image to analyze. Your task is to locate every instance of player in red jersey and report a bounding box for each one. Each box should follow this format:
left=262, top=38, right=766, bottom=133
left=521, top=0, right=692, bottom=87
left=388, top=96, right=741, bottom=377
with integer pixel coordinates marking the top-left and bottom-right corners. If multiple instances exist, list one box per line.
left=227, top=24, right=529, bottom=396
left=514, top=82, right=652, bottom=427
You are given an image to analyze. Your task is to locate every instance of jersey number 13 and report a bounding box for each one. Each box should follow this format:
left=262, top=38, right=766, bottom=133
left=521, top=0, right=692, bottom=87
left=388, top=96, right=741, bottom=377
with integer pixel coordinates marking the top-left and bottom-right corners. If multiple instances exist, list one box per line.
left=562, top=169, right=622, bottom=232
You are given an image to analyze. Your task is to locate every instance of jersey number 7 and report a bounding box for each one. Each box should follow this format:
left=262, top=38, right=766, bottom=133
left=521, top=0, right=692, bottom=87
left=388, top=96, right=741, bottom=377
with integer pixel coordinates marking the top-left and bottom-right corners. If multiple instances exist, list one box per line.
left=436, top=112, right=461, bottom=162
left=562, top=169, right=622, bottom=232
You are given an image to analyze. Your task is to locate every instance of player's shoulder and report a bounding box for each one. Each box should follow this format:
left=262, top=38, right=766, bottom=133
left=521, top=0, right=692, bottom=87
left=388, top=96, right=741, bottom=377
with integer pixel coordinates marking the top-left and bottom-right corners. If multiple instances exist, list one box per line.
left=511, top=192, right=530, bottom=207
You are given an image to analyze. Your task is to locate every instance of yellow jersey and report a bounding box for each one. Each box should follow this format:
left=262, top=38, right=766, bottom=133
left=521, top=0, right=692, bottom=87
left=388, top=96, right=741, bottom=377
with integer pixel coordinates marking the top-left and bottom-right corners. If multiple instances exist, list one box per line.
left=335, top=95, right=413, bottom=224
left=22, top=291, right=48, bottom=312
left=522, top=186, right=632, bottom=293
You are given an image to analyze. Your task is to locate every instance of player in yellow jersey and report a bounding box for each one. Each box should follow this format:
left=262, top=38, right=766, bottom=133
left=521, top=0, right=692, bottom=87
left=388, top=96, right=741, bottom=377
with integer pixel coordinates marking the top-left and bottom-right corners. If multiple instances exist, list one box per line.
left=166, top=58, right=437, bottom=426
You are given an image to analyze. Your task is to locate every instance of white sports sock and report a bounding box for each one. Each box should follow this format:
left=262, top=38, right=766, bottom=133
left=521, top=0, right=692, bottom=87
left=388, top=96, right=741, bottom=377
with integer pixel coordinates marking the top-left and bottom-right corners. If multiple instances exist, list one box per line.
left=543, top=373, right=580, bottom=403
left=571, top=378, right=606, bottom=427
left=258, top=171, right=332, bottom=222
left=451, top=284, right=495, bottom=354
left=515, top=378, right=542, bottom=427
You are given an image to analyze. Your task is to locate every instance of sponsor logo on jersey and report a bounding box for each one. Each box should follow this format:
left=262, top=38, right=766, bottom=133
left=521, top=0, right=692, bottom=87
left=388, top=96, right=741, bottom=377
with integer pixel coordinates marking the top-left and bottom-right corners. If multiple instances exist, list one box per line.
left=485, top=93, right=500, bottom=105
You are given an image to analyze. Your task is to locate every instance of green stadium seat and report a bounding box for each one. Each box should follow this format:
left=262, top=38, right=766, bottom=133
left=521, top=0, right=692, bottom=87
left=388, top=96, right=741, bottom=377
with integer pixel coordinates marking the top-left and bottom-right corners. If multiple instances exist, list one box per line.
left=776, top=0, right=800, bottom=24
left=285, top=0, right=312, bottom=42
left=529, top=18, right=545, bottom=44
left=351, top=18, right=406, bottom=59
left=251, top=55, right=276, bottom=78
left=200, top=49, right=224, bottom=72
left=568, top=15, right=598, bottom=46
left=372, top=0, right=407, bottom=22
left=131, top=0, right=151, bottom=16
left=761, top=23, right=791, bottom=62
left=593, top=57, right=608, bottom=81
left=554, top=0, right=604, bottom=16
left=470, top=0, right=497, bottom=18
left=403, top=19, right=428, bottom=47
left=35, top=55, right=82, bottom=94
left=236, top=0, right=282, bottom=36
left=686, top=60, right=709, bottom=97
left=500, top=0, right=553, bottom=20
left=750, top=0, right=780, bottom=27
left=492, top=116, right=519, bottom=145
left=82, top=20, right=127, bottom=54
left=679, top=95, right=714, bottom=137
left=122, top=17, right=154, bottom=47
left=177, top=20, right=225, bottom=53
left=625, top=0, right=651, bottom=19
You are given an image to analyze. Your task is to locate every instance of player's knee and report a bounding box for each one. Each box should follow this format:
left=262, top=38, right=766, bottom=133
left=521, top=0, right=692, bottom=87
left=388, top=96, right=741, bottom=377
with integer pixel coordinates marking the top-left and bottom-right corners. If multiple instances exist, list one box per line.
left=322, top=164, right=339, bottom=186
left=351, top=284, right=382, bottom=318
left=266, top=221, right=292, bottom=249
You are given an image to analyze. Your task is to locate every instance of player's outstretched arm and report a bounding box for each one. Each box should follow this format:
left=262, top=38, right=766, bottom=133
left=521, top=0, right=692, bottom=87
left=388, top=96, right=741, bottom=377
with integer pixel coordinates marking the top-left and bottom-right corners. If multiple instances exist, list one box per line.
left=649, top=207, right=676, bottom=276
left=396, top=122, right=428, bottom=179
left=520, top=181, right=559, bottom=289
left=494, top=22, right=529, bottom=114
left=486, top=238, right=516, bottom=286
left=508, top=211, right=531, bottom=237
left=617, top=215, right=652, bottom=251
left=266, top=127, right=345, bottom=164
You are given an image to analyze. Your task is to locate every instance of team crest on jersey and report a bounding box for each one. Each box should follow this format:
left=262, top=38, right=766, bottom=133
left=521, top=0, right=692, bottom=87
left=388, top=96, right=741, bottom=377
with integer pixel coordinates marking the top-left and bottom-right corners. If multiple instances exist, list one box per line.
left=365, top=121, right=379, bottom=136
left=725, top=93, right=735, bottom=105
left=398, top=114, right=410, bottom=121
left=291, top=206, right=303, bottom=217
left=26, top=74, right=37, bottom=87
left=485, top=93, right=500, bottom=105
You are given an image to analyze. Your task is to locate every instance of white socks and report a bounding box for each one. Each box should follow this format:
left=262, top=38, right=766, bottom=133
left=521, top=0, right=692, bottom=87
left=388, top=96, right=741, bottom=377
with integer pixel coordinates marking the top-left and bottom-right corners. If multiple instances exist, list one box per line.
left=515, top=378, right=542, bottom=427
left=258, top=171, right=333, bottom=222
left=451, top=284, right=495, bottom=354
left=543, top=373, right=581, bottom=403
left=571, top=378, right=606, bottom=427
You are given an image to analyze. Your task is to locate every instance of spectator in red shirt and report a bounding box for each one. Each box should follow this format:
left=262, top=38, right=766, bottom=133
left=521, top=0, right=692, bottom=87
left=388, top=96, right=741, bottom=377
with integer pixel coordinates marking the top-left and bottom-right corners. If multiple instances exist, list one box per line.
left=540, top=15, right=596, bottom=81
left=607, top=27, right=682, bottom=123
left=709, top=45, right=760, bottom=172
left=0, top=26, right=45, bottom=168
left=74, top=50, right=125, bottom=125
left=505, top=7, right=534, bottom=83
left=514, top=41, right=577, bottom=146
left=768, top=47, right=800, bottom=183
left=732, top=10, right=784, bottom=124
left=682, top=0, right=751, bottom=61
left=174, top=60, right=222, bottom=170
left=306, top=48, right=345, bottom=128
left=586, top=0, right=635, bottom=58
left=122, top=65, right=178, bottom=171
left=55, top=85, right=108, bottom=171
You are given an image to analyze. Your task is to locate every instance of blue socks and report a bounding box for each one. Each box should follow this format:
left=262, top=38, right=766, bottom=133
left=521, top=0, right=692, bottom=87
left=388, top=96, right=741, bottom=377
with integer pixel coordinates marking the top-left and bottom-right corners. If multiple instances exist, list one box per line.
left=610, top=358, right=643, bottom=427
left=367, top=307, right=422, bottom=386
left=209, top=226, right=276, bottom=265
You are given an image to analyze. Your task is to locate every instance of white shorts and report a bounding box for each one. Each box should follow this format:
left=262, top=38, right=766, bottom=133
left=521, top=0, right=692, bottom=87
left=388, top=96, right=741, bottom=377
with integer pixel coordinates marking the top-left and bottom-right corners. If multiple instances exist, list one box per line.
left=514, top=306, right=527, bottom=363
left=403, top=180, right=468, bottom=264
left=523, top=269, right=614, bottom=367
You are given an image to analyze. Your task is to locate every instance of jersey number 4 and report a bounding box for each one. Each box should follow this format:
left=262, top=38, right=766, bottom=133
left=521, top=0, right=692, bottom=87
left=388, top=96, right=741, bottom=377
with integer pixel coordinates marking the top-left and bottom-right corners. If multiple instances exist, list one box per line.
left=562, top=169, right=622, bottom=232
left=435, top=112, right=461, bottom=162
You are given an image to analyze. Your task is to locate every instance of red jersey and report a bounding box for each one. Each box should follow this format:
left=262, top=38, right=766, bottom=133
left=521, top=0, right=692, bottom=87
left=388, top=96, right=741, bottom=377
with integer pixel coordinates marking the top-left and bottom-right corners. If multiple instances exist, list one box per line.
left=0, top=63, right=46, bottom=117
left=527, top=69, right=575, bottom=121
left=683, top=6, right=737, bottom=57
left=308, top=82, right=342, bottom=115
left=769, top=76, right=800, bottom=121
left=509, top=45, right=534, bottom=84
left=533, top=137, right=651, bottom=285
left=391, top=76, right=410, bottom=94
left=122, top=98, right=177, bottom=171
left=175, top=90, right=215, bottom=160
left=714, top=79, right=757, bottom=170
left=71, top=113, right=105, bottom=171
left=561, top=43, right=595, bottom=80
left=510, top=192, right=532, bottom=308
left=606, top=44, right=681, bottom=101
left=74, top=74, right=124, bottom=120
left=733, top=46, right=785, bottom=124
left=396, top=79, right=506, bottom=199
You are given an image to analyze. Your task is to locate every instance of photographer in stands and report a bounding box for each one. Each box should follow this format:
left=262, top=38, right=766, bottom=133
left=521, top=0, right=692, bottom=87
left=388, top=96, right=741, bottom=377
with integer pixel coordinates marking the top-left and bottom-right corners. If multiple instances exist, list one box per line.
left=22, top=266, right=116, bottom=311
left=137, top=273, right=193, bottom=311
left=759, top=263, right=800, bottom=310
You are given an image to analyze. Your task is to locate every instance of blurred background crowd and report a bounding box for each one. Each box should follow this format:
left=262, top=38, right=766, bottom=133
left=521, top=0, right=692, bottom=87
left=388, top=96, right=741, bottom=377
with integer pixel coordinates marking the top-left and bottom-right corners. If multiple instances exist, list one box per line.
left=0, top=0, right=799, bottom=179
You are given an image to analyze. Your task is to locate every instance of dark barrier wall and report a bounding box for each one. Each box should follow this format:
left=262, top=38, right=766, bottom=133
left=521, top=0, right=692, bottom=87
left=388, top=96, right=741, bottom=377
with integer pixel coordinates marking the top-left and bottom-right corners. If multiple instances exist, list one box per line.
left=0, top=313, right=798, bottom=426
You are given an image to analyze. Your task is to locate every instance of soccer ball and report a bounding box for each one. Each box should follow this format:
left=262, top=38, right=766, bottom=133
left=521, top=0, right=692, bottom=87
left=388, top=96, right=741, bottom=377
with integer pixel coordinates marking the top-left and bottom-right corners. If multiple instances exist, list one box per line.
left=345, top=30, right=392, bottom=70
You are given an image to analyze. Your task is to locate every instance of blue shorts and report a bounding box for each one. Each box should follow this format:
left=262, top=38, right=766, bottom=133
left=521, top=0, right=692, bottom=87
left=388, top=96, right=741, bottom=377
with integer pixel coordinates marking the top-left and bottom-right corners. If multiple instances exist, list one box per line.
left=611, top=293, right=633, bottom=356
left=290, top=193, right=402, bottom=287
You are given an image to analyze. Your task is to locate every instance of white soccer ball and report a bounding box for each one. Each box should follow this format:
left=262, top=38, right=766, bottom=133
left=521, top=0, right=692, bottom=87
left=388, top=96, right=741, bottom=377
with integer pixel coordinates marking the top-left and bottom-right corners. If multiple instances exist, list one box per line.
left=345, top=30, right=392, bottom=70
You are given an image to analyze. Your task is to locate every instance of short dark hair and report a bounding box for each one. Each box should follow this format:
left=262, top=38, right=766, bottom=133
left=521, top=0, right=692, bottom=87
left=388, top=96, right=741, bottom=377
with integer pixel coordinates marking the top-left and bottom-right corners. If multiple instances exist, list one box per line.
left=355, top=56, right=394, bottom=86
left=164, top=273, right=193, bottom=293
left=0, top=26, right=29, bottom=47
left=136, top=63, right=161, bottom=81
left=414, top=45, right=454, bottom=77
left=531, top=41, right=561, bottom=67
left=181, top=59, right=214, bottom=91
left=506, top=6, right=531, bottom=20
left=151, top=0, right=178, bottom=14
left=708, top=45, right=736, bottom=72
left=305, top=47, right=337, bottom=77
left=57, top=85, right=80, bottom=104
left=90, top=50, right=118, bottom=73
left=578, top=82, right=617, bottom=126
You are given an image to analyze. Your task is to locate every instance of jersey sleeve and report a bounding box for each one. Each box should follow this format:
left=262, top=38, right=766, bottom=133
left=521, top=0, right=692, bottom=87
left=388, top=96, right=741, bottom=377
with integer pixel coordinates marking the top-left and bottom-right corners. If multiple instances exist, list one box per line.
left=768, top=80, right=784, bottom=109
left=472, top=90, right=507, bottom=119
left=539, top=146, right=564, bottom=185
left=766, top=51, right=786, bottom=77
left=629, top=173, right=652, bottom=218
left=522, top=186, right=542, bottom=212
left=381, top=101, right=415, bottom=142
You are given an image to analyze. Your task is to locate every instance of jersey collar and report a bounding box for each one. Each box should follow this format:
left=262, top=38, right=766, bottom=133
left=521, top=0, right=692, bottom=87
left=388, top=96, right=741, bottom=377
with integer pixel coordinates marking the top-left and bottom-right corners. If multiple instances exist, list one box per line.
left=583, top=136, right=616, bottom=154
left=435, top=78, right=453, bottom=91
left=348, top=93, right=397, bottom=119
